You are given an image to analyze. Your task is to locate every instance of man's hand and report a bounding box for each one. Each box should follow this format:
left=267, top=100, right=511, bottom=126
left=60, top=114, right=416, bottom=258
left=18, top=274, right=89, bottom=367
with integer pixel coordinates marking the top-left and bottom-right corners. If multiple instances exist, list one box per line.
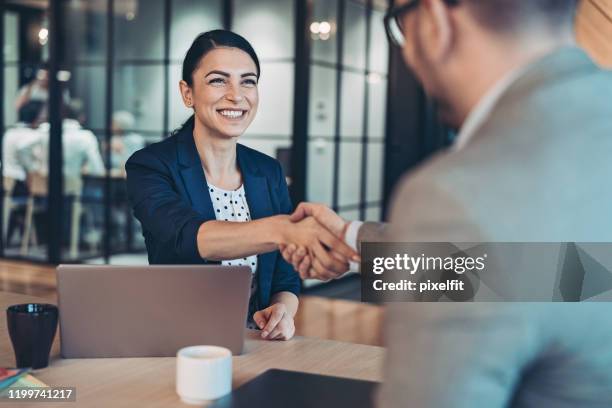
left=289, top=202, right=349, bottom=237
left=253, top=303, right=295, bottom=341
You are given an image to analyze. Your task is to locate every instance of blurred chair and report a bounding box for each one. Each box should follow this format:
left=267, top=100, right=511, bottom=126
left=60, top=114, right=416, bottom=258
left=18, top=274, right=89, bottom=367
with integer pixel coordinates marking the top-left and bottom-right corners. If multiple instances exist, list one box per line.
left=21, top=173, right=83, bottom=258
left=3, top=177, right=16, bottom=241
left=3, top=177, right=19, bottom=243
left=3, top=177, right=31, bottom=246
left=21, top=172, right=46, bottom=255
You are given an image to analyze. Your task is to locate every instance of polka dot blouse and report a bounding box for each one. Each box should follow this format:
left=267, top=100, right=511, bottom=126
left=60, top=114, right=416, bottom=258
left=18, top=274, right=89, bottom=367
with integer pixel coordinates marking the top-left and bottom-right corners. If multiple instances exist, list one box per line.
left=207, top=183, right=257, bottom=274
left=207, top=183, right=259, bottom=328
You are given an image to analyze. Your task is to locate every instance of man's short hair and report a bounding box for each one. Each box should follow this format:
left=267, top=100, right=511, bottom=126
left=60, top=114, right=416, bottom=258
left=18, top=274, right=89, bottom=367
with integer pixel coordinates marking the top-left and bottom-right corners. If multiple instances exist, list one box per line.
left=18, top=101, right=43, bottom=125
left=62, top=100, right=83, bottom=121
left=465, top=0, right=578, bottom=33
left=112, top=111, right=135, bottom=130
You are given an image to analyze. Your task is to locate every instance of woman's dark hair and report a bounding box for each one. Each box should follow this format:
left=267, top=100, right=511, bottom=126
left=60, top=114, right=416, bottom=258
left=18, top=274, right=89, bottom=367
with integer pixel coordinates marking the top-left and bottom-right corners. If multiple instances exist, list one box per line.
left=177, top=30, right=260, bottom=133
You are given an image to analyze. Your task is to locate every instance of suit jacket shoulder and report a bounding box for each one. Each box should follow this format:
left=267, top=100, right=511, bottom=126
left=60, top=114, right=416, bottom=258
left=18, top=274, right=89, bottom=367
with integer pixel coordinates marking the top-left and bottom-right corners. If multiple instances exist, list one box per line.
left=386, top=47, right=612, bottom=243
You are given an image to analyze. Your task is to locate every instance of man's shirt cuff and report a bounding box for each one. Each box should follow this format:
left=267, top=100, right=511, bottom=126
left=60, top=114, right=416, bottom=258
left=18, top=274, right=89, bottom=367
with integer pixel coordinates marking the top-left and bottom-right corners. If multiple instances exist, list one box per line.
left=345, top=220, right=363, bottom=251
left=344, top=221, right=363, bottom=273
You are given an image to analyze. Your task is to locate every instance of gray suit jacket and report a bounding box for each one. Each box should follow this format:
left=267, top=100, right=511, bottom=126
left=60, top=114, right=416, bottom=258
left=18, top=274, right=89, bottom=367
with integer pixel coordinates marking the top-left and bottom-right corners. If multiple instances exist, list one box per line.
left=365, top=48, right=612, bottom=407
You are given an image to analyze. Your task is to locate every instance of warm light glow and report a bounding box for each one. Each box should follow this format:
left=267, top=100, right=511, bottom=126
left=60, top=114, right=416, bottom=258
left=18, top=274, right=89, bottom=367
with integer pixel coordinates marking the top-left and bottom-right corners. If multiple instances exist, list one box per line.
left=57, top=70, right=72, bottom=82
left=310, top=22, right=320, bottom=34
left=320, top=32, right=330, bottom=41
left=38, top=28, right=48, bottom=45
left=319, top=21, right=331, bottom=34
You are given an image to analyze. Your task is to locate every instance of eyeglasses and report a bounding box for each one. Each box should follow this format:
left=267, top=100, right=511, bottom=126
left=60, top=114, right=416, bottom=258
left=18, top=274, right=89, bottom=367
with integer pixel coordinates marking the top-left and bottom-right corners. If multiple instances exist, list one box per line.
left=384, top=0, right=459, bottom=47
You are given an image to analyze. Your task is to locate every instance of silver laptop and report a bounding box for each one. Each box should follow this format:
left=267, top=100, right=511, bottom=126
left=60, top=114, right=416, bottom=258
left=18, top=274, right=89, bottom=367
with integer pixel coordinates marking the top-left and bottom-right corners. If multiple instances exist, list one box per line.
left=57, top=265, right=252, bottom=358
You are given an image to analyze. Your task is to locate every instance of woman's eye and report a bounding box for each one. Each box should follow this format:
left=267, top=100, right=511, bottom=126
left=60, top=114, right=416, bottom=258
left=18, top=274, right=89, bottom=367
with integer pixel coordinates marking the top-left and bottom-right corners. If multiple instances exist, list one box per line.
left=209, top=78, right=226, bottom=85
left=242, top=79, right=257, bottom=87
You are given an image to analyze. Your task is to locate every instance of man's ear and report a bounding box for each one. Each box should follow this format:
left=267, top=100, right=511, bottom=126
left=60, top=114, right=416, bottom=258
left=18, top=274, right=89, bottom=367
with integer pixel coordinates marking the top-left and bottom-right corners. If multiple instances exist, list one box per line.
left=421, top=0, right=455, bottom=62
left=179, top=80, right=193, bottom=108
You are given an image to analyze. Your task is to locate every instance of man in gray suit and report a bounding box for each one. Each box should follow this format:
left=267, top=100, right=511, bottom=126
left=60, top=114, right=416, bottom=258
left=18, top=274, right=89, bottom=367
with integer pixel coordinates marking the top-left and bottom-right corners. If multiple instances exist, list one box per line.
left=283, top=0, right=612, bottom=406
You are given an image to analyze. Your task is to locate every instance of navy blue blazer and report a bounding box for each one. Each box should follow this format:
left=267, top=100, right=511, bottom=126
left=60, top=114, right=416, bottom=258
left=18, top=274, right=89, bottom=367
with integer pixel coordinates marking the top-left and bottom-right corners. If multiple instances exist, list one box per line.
left=125, top=124, right=300, bottom=309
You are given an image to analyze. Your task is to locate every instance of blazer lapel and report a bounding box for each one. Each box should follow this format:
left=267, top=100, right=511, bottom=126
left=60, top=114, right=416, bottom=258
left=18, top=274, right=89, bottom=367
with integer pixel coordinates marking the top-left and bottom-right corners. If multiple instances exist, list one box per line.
left=237, top=144, right=274, bottom=221
left=237, top=144, right=276, bottom=305
left=176, top=127, right=216, bottom=220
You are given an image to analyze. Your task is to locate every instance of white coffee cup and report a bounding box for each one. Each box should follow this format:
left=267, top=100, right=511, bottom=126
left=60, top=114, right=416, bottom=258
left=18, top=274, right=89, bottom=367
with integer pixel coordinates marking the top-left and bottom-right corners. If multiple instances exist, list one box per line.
left=176, top=345, right=232, bottom=405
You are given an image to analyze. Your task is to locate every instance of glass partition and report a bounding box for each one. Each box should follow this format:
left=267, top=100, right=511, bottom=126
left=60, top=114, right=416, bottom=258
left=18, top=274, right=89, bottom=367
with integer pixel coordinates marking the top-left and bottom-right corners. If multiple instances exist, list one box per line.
left=306, top=0, right=389, bottom=222
left=0, top=0, right=389, bottom=265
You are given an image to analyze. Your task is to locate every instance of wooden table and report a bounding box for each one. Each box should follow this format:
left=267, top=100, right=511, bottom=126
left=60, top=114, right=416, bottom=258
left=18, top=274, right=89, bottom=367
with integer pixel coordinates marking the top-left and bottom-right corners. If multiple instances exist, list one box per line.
left=0, top=292, right=384, bottom=407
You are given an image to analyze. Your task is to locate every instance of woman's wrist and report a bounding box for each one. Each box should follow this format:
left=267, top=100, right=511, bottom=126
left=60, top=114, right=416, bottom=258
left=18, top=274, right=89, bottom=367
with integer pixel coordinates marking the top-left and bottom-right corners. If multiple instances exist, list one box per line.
left=271, top=292, right=299, bottom=318
left=266, top=215, right=292, bottom=245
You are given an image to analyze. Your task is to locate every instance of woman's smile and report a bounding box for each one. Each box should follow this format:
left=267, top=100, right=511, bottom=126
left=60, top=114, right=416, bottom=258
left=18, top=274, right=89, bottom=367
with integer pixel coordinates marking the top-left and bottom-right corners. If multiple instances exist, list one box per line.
left=217, top=108, right=248, bottom=121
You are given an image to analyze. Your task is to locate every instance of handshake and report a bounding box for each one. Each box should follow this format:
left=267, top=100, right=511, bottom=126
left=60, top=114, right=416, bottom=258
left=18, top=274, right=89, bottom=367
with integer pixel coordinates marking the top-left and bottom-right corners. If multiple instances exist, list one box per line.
left=277, top=203, right=360, bottom=281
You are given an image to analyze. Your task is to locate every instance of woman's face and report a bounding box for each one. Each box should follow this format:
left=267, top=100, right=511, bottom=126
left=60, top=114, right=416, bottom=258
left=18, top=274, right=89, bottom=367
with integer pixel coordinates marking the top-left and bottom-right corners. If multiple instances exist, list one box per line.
left=181, top=47, right=259, bottom=139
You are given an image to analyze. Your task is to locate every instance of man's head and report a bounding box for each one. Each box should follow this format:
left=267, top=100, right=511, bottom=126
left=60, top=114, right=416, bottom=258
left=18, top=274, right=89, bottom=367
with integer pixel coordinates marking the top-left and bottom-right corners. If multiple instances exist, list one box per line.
left=112, top=111, right=135, bottom=135
left=386, top=0, right=577, bottom=128
left=18, top=101, right=44, bottom=126
left=62, top=100, right=85, bottom=123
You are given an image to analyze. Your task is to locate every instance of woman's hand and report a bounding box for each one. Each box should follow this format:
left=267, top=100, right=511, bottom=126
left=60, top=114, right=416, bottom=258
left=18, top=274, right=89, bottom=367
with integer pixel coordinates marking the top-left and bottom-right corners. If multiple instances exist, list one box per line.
left=278, top=203, right=357, bottom=280
left=253, top=303, right=295, bottom=341
left=279, top=216, right=358, bottom=280
left=280, top=244, right=314, bottom=280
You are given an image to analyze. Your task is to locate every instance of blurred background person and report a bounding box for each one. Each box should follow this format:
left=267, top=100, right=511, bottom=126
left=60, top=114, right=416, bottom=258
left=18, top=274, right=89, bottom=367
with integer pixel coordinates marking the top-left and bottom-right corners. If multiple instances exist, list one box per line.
left=17, top=100, right=106, bottom=254
left=2, top=101, right=44, bottom=245
left=22, top=101, right=104, bottom=179
left=14, top=63, right=70, bottom=124
left=14, top=63, right=49, bottom=112
left=109, top=111, right=144, bottom=175
left=3, top=101, right=43, bottom=188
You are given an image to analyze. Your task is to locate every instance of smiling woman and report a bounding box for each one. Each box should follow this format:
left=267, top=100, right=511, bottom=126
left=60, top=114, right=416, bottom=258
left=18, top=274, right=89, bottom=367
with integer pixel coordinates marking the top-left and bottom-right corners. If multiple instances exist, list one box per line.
left=178, top=35, right=260, bottom=143
left=125, top=30, right=358, bottom=341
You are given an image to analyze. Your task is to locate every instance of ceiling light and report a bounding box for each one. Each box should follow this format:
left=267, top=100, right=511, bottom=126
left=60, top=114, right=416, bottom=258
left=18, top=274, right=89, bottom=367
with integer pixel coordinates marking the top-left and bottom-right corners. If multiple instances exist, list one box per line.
left=38, top=28, right=48, bottom=45
left=319, top=21, right=331, bottom=34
